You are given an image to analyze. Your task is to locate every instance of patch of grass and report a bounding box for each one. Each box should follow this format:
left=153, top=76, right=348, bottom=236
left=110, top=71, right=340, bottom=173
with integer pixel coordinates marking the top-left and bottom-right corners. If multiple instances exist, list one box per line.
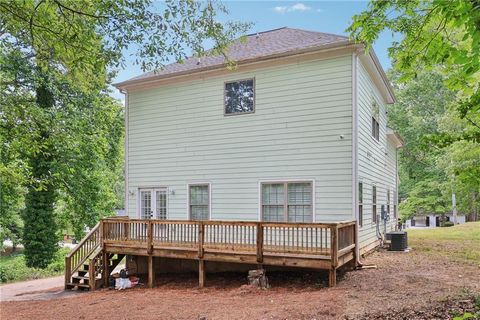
left=0, top=247, right=70, bottom=284
left=408, top=222, right=480, bottom=266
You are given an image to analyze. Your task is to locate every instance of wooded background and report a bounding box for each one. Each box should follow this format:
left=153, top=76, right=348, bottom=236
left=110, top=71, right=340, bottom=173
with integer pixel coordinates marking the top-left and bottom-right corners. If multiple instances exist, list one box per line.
left=0, top=0, right=478, bottom=268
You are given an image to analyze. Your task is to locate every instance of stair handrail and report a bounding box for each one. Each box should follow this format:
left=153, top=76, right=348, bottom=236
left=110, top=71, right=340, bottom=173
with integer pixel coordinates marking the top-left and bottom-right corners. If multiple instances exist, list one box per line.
left=65, top=222, right=101, bottom=287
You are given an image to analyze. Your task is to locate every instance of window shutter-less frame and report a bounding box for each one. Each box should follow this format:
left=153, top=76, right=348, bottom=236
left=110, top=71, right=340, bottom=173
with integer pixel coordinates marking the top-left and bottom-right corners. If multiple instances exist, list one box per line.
left=189, top=184, right=209, bottom=221
left=261, top=181, right=313, bottom=223
left=224, top=79, right=255, bottom=115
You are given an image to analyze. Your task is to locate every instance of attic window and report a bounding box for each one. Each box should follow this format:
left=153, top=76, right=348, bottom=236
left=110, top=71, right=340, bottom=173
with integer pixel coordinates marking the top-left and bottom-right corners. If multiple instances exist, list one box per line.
left=224, top=79, right=255, bottom=115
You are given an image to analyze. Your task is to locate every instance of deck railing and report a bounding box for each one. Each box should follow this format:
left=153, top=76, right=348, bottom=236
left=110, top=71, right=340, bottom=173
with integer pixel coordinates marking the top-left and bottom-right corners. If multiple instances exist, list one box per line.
left=65, top=222, right=101, bottom=287
left=101, top=218, right=355, bottom=263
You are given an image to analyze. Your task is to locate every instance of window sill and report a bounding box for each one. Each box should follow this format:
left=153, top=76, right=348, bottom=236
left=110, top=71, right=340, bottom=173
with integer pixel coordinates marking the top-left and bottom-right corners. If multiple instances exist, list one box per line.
left=224, top=111, right=255, bottom=117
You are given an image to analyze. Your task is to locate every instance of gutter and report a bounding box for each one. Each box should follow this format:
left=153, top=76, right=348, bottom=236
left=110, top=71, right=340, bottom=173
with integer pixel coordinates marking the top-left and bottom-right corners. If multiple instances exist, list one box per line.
left=121, top=89, right=129, bottom=218
left=113, top=40, right=355, bottom=90
left=368, top=49, right=396, bottom=103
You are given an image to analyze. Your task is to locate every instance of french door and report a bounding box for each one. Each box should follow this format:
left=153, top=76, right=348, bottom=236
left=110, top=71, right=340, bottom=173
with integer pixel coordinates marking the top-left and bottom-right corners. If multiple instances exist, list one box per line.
left=139, top=188, right=167, bottom=219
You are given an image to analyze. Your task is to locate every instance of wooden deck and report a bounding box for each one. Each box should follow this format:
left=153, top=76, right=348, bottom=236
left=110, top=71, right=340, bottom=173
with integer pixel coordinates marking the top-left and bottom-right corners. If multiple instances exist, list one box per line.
left=65, top=218, right=356, bottom=290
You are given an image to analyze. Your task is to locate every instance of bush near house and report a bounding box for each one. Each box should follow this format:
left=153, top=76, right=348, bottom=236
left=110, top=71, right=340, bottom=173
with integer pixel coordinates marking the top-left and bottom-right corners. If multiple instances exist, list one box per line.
left=443, top=221, right=455, bottom=227
left=0, top=247, right=70, bottom=283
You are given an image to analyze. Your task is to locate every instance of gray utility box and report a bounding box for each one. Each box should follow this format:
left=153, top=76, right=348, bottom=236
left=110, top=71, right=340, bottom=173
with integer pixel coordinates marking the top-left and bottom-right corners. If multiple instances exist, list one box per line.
left=386, top=231, right=408, bottom=251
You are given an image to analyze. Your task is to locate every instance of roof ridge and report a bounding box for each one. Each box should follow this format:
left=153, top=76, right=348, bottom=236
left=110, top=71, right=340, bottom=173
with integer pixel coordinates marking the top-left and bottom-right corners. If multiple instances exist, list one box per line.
left=245, top=27, right=347, bottom=39
left=246, top=26, right=288, bottom=37
left=284, top=27, right=348, bottom=39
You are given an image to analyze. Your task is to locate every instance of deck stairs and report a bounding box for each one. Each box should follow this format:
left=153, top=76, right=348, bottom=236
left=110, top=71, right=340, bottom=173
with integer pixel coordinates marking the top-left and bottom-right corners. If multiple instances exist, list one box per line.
left=65, top=222, right=125, bottom=291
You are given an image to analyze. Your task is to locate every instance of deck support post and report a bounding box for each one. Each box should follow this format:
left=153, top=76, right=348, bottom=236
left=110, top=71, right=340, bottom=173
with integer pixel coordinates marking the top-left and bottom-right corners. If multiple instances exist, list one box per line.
left=102, top=250, right=109, bottom=288
left=64, top=256, right=71, bottom=289
left=328, top=268, right=337, bottom=287
left=89, top=259, right=96, bottom=291
left=147, top=255, right=155, bottom=288
left=199, top=259, right=205, bottom=288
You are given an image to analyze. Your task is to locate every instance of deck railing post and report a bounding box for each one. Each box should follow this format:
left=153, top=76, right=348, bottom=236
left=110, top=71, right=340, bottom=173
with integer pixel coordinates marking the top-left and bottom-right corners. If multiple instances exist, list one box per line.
left=329, top=225, right=339, bottom=287
left=198, top=222, right=204, bottom=259
left=124, top=220, right=129, bottom=241
left=256, top=223, right=263, bottom=263
left=147, top=220, right=153, bottom=254
left=99, top=219, right=104, bottom=247
left=331, top=225, right=338, bottom=268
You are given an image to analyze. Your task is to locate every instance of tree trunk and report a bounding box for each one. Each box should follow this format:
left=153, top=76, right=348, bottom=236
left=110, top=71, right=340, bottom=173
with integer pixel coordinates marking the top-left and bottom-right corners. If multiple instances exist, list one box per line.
left=22, top=82, right=58, bottom=269
left=472, top=192, right=479, bottom=222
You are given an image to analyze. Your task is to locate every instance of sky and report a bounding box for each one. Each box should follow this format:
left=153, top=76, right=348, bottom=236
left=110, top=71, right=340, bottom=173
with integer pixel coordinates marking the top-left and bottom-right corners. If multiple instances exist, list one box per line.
left=112, top=1, right=398, bottom=100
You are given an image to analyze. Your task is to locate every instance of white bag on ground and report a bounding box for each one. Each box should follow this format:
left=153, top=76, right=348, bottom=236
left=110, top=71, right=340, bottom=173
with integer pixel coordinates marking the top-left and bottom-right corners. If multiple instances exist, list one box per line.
left=115, top=277, right=132, bottom=290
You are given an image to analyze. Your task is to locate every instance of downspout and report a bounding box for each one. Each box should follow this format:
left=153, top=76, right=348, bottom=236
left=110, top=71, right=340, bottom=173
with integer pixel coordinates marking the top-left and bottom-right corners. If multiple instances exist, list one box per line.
left=352, top=52, right=363, bottom=266
left=395, top=148, right=399, bottom=230
left=121, top=89, right=129, bottom=218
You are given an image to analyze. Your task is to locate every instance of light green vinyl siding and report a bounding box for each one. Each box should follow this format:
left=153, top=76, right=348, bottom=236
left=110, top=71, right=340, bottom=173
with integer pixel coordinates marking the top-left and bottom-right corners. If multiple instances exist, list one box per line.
left=126, top=54, right=353, bottom=222
left=357, top=60, right=398, bottom=249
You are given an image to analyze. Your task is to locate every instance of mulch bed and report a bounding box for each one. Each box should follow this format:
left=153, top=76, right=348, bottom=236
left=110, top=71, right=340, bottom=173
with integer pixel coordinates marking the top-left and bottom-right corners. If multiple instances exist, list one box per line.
left=346, top=295, right=480, bottom=320
left=1, top=248, right=479, bottom=320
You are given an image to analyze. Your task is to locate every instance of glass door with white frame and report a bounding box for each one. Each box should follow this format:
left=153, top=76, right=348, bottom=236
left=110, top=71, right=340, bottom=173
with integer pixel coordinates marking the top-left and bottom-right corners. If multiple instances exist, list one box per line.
left=139, top=188, right=168, bottom=219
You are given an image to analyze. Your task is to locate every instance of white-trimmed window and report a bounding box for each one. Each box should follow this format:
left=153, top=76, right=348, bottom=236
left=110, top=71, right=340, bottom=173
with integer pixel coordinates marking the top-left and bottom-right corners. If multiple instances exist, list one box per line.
left=371, top=100, right=380, bottom=141
left=189, top=184, right=210, bottom=221
left=261, top=181, right=313, bottom=223
left=393, top=191, right=398, bottom=219
left=224, top=79, right=255, bottom=115
left=387, top=188, right=391, bottom=216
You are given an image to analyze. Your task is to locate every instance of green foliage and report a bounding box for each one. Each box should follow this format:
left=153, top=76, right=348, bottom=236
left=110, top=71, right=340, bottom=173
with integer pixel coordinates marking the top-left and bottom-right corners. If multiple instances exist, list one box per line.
left=0, top=248, right=70, bottom=283
left=21, top=81, right=58, bottom=268
left=0, top=0, right=250, bottom=266
left=387, top=70, right=480, bottom=221
left=0, top=0, right=251, bottom=80
left=399, top=178, right=448, bottom=218
left=348, top=0, right=480, bottom=144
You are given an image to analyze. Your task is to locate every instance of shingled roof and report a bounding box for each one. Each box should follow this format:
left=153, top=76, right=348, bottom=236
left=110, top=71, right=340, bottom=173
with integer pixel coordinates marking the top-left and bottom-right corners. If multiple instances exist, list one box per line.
left=115, top=27, right=351, bottom=88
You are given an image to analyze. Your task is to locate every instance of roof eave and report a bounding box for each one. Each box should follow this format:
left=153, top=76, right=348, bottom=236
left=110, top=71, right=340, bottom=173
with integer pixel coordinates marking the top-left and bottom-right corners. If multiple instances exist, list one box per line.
left=113, top=40, right=354, bottom=91
left=387, top=127, right=405, bottom=148
left=368, top=49, right=396, bottom=104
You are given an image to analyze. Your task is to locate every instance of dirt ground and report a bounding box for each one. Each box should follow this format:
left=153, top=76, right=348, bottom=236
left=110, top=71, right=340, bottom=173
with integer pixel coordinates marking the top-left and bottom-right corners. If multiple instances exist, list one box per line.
left=0, top=276, right=78, bottom=301
left=1, top=248, right=479, bottom=320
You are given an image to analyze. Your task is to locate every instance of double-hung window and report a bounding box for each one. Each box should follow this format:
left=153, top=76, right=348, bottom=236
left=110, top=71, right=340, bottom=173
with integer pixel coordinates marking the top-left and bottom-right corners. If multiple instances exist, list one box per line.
left=224, top=79, right=255, bottom=115
left=189, top=184, right=210, bottom=221
left=387, top=189, right=391, bottom=217
left=393, top=191, right=398, bottom=219
left=371, top=100, right=380, bottom=141
left=261, top=181, right=313, bottom=223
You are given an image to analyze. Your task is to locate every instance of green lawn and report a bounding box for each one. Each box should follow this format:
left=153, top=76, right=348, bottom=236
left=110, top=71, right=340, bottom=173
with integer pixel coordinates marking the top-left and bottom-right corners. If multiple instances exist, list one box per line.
left=408, top=222, right=480, bottom=266
left=0, top=247, right=70, bottom=284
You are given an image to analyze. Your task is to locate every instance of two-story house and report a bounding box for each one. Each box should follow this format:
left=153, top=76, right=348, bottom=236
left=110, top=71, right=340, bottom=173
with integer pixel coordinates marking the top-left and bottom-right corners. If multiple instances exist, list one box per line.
left=65, top=28, right=403, bottom=291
